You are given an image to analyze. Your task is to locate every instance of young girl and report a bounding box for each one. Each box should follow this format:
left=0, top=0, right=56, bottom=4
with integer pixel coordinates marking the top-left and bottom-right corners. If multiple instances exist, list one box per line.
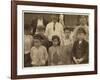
left=24, top=24, right=33, bottom=67
left=30, top=34, right=48, bottom=66
left=48, top=35, right=64, bottom=66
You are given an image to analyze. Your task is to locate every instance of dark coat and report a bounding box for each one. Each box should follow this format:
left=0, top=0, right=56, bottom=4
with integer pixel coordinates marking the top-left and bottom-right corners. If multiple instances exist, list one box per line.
left=72, top=39, right=89, bottom=63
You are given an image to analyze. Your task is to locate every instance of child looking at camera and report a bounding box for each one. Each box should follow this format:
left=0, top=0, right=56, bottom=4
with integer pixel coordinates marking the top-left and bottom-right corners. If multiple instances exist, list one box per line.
left=48, top=35, right=63, bottom=66
left=63, top=27, right=73, bottom=46
left=62, top=27, right=73, bottom=64
left=72, top=28, right=88, bottom=64
left=30, top=34, right=48, bottom=66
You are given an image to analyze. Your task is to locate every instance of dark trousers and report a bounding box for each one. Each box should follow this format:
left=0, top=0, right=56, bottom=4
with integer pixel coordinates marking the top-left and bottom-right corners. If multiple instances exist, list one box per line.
left=24, top=53, right=32, bottom=67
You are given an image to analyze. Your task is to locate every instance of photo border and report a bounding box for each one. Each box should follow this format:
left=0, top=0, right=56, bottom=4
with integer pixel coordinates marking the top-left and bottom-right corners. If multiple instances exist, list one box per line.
left=11, top=1, right=97, bottom=79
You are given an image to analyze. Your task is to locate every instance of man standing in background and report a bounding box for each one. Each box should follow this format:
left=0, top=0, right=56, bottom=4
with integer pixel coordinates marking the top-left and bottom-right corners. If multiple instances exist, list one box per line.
left=45, top=14, right=64, bottom=45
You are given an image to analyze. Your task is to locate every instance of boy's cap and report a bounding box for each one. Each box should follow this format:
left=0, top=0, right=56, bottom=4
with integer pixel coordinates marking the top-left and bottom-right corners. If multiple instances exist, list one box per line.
left=33, top=34, right=43, bottom=40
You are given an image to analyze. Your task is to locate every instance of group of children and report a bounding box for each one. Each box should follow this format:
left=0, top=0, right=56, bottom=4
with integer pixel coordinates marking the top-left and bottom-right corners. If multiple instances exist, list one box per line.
left=24, top=17, right=88, bottom=67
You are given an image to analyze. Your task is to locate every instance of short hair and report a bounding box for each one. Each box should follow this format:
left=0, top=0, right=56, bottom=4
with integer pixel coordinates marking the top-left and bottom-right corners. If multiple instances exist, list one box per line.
left=64, top=27, right=71, bottom=32
left=33, top=34, right=43, bottom=41
left=52, top=35, right=61, bottom=46
left=76, top=28, right=86, bottom=35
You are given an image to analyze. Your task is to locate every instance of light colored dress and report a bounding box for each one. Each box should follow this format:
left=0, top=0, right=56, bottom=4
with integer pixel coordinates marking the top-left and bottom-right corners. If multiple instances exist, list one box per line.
left=48, top=46, right=64, bottom=65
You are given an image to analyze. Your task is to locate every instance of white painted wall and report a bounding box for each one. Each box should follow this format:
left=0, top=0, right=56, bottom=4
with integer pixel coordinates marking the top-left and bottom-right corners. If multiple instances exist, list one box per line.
left=0, top=0, right=99, bottom=80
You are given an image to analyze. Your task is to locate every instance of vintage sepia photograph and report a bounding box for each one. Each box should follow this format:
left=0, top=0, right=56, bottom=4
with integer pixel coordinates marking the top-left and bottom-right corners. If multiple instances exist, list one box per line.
left=24, top=13, right=89, bottom=67
left=11, top=1, right=97, bottom=79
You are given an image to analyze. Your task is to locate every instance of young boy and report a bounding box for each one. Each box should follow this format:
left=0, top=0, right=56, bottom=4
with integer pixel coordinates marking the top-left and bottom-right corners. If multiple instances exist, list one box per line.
left=72, top=28, right=89, bottom=64
left=30, top=34, right=48, bottom=66
left=35, top=25, right=51, bottom=50
left=62, top=27, right=73, bottom=64
left=24, top=24, right=33, bottom=67
left=63, top=27, right=73, bottom=46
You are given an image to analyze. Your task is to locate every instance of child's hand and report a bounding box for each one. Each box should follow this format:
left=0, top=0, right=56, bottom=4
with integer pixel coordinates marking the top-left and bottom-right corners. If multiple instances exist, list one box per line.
left=75, top=58, right=84, bottom=64
left=78, top=58, right=84, bottom=63
left=73, top=57, right=79, bottom=64
left=75, top=59, right=80, bottom=64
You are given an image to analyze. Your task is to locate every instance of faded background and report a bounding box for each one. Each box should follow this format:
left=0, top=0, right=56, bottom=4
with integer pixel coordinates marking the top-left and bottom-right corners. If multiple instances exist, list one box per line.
left=24, top=13, right=88, bottom=28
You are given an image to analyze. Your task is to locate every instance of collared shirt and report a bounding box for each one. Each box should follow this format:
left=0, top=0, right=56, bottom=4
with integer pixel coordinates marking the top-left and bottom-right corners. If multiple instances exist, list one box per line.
left=37, top=19, right=44, bottom=26
left=24, top=35, right=33, bottom=54
left=30, top=46, right=48, bottom=66
left=45, top=22, right=64, bottom=41
left=79, top=40, right=82, bottom=44
left=63, top=36, right=73, bottom=46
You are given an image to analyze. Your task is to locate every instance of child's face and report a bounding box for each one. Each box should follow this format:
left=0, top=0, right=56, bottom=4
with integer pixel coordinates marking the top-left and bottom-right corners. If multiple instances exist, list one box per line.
left=52, top=39, right=59, bottom=46
left=77, top=33, right=85, bottom=40
left=38, top=30, right=45, bottom=35
left=33, top=39, right=41, bottom=47
left=64, top=30, right=71, bottom=38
